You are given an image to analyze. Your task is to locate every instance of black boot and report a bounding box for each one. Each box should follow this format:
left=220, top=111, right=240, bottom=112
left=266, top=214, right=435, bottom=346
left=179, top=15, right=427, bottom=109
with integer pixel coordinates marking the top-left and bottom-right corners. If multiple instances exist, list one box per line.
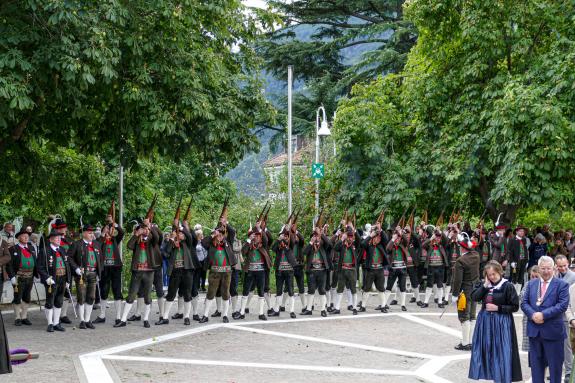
left=47, top=324, right=54, bottom=333
left=321, top=310, right=327, bottom=317
left=94, top=317, right=106, bottom=324
left=290, top=312, right=296, bottom=319
left=53, top=323, right=65, bottom=332
left=258, top=314, right=267, bottom=321
left=222, top=316, right=229, bottom=323
left=155, top=318, right=169, bottom=325
left=199, top=316, right=208, bottom=324
left=172, top=313, right=184, bottom=320
left=184, top=317, right=191, bottom=325
left=127, top=314, right=141, bottom=322
left=211, top=311, right=221, bottom=318
left=143, top=320, right=150, bottom=328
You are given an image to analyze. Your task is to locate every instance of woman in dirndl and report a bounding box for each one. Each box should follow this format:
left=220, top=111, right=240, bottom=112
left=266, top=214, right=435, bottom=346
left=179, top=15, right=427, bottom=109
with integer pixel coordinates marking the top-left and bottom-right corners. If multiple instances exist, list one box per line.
left=469, top=260, right=522, bottom=383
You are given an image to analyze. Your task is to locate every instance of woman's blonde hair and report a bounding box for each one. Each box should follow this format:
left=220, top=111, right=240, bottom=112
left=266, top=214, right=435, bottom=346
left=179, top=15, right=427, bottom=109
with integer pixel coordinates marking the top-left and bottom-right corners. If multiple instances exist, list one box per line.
left=483, top=260, right=504, bottom=279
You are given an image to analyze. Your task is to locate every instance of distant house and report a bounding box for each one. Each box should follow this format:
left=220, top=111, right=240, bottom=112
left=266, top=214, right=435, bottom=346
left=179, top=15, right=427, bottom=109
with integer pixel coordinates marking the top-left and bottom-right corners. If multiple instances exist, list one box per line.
left=263, top=135, right=312, bottom=189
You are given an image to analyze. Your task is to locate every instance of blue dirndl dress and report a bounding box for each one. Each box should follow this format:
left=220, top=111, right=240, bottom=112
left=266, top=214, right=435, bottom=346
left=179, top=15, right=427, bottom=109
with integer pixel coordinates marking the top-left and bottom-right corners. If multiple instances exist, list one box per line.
left=469, top=280, right=522, bottom=383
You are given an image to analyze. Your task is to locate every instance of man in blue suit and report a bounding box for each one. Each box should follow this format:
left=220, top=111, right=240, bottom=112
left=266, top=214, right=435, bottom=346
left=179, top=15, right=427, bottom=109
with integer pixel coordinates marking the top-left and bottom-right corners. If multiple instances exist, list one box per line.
left=522, top=255, right=570, bottom=383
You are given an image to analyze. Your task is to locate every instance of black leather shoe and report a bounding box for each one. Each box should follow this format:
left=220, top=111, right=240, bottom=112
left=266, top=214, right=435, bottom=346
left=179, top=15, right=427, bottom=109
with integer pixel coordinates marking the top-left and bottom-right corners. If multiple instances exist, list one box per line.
left=199, top=316, right=208, bottom=324
left=114, top=321, right=126, bottom=328
left=374, top=305, right=382, bottom=311
left=290, top=312, right=296, bottom=319
left=222, top=316, right=229, bottom=323
left=381, top=307, right=388, bottom=313
left=267, top=308, right=274, bottom=316
left=127, top=315, right=141, bottom=322
left=184, top=318, right=190, bottom=325
left=143, top=320, right=150, bottom=328
left=327, top=306, right=334, bottom=313
left=155, top=318, right=169, bottom=325
left=438, top=303, right=445, bottom=309
left=321, top=310, right=327, bottom=317
left=21, top=318, right=32, bottom=326
left=53, top=324, right=66, bottom=332
left=279, top=306, right=286, bottom=312
left=417, top=301, right=424, bottom=307
left=420, top=303, right=429, bottom=308
left=390, top=300, right=398, bottom=306
left=115, top=319, right=121, bottom=326
left=330, top=309, right=341, bottom=315
left=86, top=321, right=95, bottom=329
left=94, top=317, right=106, bottom=324
left=409, top=297, right=416, bottom=303
left=347, top=305, right=353, bottom=311
left=358, top=307, right=366, bottom=312
left=14, top=319, right=22, bottom=326
left=193, top=314, right=200, bottom=321
left=401, top=306, right=407, bottom=312
left=79, top=321, right=87, bottom=329
left=258, top=314, right=267, bottom=321
left=232, top=312, right=241, bottom=320
left=353, top=309, right=358, bottom=315
left=454, top=343, right=466, bottom=351
left=60, top=316, right=72, bottom=324
left=301, top=310, right=312, bottom=316
left=245, top=308, right=250, bottom=314
left=47, top=324, right=54, bottom=333
left=434, top=298, right=439, bottom=304
left=268, top=310, right=279, bottom=317
left=172, top=313, right=184, bottom=320
left=211, top=311, right=221, bottom=318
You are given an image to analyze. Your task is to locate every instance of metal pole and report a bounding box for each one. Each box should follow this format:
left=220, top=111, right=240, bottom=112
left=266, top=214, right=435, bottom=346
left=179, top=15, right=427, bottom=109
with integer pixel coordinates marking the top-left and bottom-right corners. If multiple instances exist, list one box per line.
left=119, top=165, right=124, bottom=259
left=287, top=65, right=293, bottom=216
left=333, top=111, right=337, bottom=157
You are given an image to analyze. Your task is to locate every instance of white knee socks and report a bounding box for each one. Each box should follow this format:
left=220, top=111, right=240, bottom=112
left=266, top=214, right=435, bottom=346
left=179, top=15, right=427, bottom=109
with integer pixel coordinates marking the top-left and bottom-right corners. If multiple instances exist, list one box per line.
left=163, top=301, right=174, bottom=319
left=203, top=299, right=213, bottom=318
left=121, top=302, right=133, bottom=322
left=461, top=321, right=470, bottom=346
left=45, top=308, right=54, bottom=325
left=424, top=288, right=433, bottom=304
left=143, top=304, right=151, bottom=321
left=184, top=301, right=192, bottom=319
left=222, top=299, right=230, bottom=318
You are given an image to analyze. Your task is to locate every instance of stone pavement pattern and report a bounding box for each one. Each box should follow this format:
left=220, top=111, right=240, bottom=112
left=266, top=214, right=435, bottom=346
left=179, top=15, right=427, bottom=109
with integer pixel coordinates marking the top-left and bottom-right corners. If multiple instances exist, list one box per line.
left=1, top=296, right=531, bottom=383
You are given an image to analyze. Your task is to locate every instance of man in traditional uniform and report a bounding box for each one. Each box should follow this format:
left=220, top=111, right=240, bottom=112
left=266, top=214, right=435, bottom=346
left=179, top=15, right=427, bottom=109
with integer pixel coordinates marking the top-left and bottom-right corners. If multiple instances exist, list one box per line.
left=38, top=229, right=71, bottom=332
left=199, top=219, right=236, bottom=323
left=238, top=225, right=270, bottom=320
left=8, top=228, right=38, bottom=326
left=359, top=223, right=388, bottom=312
left=115, top=219, right=159, bottom=328
left=331, top=223, right=360, bottom=315
left=270, top=225, right=297, bottom=318
left=68, top=224, right=102, bottom=329
left=302, top=226, right=332, bottom=316
left=404, top=226, right=423, bottom=306
left=451, top=232, right=480, bottom=351
left=489, top=223, right=508, bottom=264
left=49, top=218, right=75, bottom=325
left=444, top=226, right=461, bottom=305
left=383, top=228, right=409, bottom=312
left=94, top=216, right=124, bottom=325
left=157, top=219, right=197, bottom=325
left=421, top=230, right=450, bottom=308
left=508, top=225, right=529, bottom=294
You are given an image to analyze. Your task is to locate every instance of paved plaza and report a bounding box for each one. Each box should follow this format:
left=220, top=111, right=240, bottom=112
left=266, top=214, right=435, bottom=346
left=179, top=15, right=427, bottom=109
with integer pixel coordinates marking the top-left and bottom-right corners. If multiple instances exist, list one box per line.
left=2, top=295, right=531, bottom=383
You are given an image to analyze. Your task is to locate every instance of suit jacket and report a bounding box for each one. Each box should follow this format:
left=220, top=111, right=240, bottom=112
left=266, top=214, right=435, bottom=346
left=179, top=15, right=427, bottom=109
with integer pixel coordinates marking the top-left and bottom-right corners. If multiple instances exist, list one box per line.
left=37, top=245, right=71, bottom=284
left=333, top=232, right=361, bottom=272
left=68, top=239, right=103, bottom=277
left=166, top=227, right=196, bottom=275
left=0, top=239, right=10, bottom=278
left=361, top=239, right=388, bottom=270
left=507, top=236, right=528, bottom=263
left=303, top=234, right=333, bottom=271
left=271, top=239, right=297, bottom=271
left=127, top=229, right=160, bottom=271
left=521, top=277, right=570, bottom=341
left=7, top=243, right=38, bottom=278
left=489, top=233, right=507, bottom=263
left=201, top=234, right=237, bottom=271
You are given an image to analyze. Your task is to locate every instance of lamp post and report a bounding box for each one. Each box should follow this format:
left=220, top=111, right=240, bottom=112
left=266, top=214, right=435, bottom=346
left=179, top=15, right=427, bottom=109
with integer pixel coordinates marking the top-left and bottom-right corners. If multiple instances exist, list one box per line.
left=315, top=106, right=331, bottom=223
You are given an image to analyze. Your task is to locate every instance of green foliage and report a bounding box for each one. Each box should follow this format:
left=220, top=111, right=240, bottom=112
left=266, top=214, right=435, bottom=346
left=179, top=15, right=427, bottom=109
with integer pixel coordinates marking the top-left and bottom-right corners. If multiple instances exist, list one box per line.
left=515, top=209, right=575, bottom=231
left=332, top=0, right=575, bottom=226
left=0, top=0, right=274, bottom=173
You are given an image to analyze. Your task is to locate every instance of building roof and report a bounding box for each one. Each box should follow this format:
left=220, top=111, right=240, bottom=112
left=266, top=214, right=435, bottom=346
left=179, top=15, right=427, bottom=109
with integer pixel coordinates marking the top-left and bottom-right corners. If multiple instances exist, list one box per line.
left=263, top=145, right=313, bottom=168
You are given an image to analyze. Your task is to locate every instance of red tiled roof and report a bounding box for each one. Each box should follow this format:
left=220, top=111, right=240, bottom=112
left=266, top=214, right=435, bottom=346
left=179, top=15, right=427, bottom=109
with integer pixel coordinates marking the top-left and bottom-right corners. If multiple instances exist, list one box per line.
left=263, top=145, right=313, bottom=168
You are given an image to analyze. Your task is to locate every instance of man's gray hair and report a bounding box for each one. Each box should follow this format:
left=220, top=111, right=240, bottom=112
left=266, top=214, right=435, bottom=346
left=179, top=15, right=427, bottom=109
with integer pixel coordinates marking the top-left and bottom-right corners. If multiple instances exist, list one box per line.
left=555, top=254, right=568, bottom=263
left=538, top=255, right=555, bottom=267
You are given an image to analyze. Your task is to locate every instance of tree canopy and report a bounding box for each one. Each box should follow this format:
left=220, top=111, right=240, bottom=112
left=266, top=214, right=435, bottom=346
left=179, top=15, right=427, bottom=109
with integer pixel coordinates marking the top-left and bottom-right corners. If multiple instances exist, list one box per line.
left=332, top=0, right=575, bottom=225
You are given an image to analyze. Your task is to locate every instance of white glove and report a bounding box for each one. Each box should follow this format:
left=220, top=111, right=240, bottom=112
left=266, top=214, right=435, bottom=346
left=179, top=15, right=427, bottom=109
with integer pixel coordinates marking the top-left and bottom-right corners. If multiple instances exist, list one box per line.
left=96, top=276, right=100, bottom=283
left=511, top=262, right=517, bottom=268
left=75, top=268, right=82, bottom=276
left=452, top=295, right=458, bottom=304
left=114, top=223, right=119, bottom=228
left=65, top=282, right=70, bottom=289
left=10, top=277, right=16, bottom=286
left=46, top=277, right=54, bottom=285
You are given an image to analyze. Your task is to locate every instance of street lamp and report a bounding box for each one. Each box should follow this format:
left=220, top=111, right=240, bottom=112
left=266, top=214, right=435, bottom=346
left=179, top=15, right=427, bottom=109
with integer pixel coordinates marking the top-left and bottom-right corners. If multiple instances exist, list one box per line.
left=315, top=106, right=330, bottom=224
